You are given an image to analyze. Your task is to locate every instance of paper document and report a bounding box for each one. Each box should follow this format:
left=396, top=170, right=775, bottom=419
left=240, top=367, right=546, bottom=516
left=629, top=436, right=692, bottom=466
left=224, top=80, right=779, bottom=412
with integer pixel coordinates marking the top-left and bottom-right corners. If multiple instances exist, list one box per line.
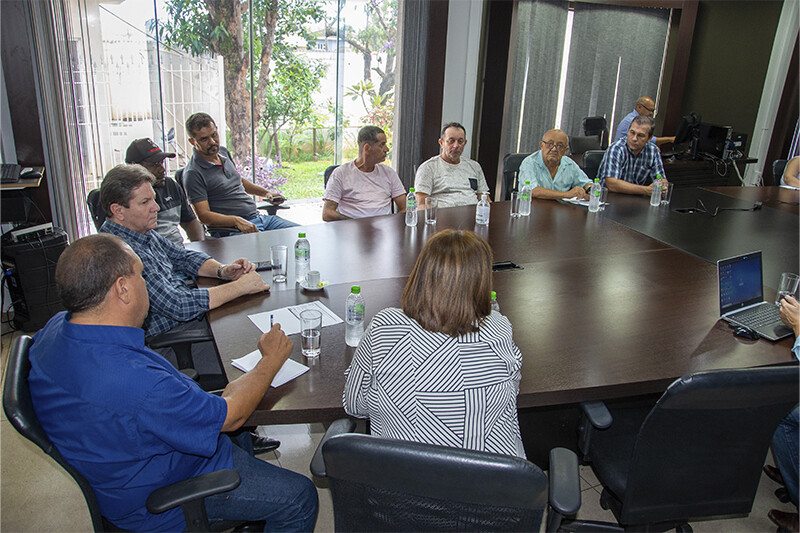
left=562, top=197, right=607, bottom=207
left=249, top=300, right=342, bottom=335
left=780, top=184, right=800, bottom=190
left=231, top=350, right=309, bottom=387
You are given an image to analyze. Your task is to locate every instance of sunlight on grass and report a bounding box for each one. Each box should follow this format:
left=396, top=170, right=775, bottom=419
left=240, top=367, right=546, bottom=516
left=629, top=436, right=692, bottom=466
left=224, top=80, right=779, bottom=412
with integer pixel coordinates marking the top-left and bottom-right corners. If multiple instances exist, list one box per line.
left=280, top=160, right=332, bottom=200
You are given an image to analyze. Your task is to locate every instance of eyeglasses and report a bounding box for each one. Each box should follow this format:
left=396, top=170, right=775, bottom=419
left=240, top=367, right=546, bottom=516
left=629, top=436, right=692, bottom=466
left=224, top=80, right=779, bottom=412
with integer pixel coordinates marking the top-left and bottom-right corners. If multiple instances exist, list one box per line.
left=541, top=141, right=567, bottom=151
left=637, top=103, right=655, bottom=113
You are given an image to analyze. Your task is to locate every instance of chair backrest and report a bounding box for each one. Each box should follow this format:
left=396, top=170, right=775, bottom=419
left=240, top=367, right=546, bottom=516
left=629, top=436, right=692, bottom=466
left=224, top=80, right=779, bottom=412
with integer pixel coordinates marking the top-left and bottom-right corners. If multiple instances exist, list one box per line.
left=322, top=433, right=548, bottom=532
left=772, top=159, right=787, bottom=185
left=582, top=150, right=606, bottom=180
left=2, top=336, right=108, bottom=532
left=87, top=189, right=105, bottom=231
left=582, top=116, right=609, bottom=149
left=323, top=165, right=339, bottom=188
left=621, top=365, right=799, bottom=525
left=569, top=135, right=602, bottom=156
left=502, top=153, right=531, bottom=201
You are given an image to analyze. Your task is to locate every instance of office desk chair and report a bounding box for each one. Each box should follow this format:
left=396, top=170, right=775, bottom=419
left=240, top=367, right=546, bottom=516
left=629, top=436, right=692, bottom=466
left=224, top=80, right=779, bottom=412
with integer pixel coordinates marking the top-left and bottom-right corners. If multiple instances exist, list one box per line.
left=502, top=153, right=531, bottom=200
left=582, top=116, right=609, bottom=149
left=563, top=365, right=799, bottom=533
left=582, top=150, right=605, bottom=180
left=773, top=159, right=787, bottom=186
left=310, top=419, right=581, bottom=532
left=569, top=135, right=602, bottom=157
left=323, top=164, right=339, bottom=188
left=2, top=335, right=241, bottom=533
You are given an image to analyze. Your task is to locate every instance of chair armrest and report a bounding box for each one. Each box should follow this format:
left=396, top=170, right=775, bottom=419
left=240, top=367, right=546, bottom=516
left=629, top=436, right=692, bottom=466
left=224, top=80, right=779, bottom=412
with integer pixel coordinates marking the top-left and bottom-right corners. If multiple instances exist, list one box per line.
left=548, top=447, right=581, bottom=516
left=206, top=226, right=240, bottom=237
left=310, top=418, right=357, bottom=477
left=256, top=202, right=290, bottom=215
left=148, top=329, right=214, bottom=349
left=146, top=469, right=240, bottom=514
left=580, top=401, right=612, bottom=429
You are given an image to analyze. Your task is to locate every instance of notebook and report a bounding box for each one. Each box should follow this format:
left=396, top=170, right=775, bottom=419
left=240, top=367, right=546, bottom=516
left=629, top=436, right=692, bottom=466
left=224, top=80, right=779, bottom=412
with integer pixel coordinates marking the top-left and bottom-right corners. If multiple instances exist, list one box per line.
left=717, top=251, right=793, bottom=341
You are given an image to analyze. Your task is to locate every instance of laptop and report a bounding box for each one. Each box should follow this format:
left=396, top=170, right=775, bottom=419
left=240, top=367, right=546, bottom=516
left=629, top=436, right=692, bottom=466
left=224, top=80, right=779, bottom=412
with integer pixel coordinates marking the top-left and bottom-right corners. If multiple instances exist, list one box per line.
left=717, top=251, right=793, bottom=341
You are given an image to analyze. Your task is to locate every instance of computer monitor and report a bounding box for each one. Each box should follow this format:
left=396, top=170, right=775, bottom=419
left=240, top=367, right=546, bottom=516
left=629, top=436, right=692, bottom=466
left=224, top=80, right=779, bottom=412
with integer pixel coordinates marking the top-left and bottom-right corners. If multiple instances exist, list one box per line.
left=674, top=112, right=701, bottom=145
left=695, top=123, right=732, bottom=159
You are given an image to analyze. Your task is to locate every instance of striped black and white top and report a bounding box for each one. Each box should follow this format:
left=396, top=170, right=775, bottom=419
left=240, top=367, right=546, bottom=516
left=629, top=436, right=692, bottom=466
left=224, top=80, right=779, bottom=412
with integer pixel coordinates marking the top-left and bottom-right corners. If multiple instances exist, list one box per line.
left=343, top=307, right=525, bottom=458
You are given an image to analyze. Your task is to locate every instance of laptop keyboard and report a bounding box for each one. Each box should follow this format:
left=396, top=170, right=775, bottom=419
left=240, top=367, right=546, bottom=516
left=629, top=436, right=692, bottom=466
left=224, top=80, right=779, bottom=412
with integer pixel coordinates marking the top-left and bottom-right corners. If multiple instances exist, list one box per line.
left=731, top=304, right=780, bottom=328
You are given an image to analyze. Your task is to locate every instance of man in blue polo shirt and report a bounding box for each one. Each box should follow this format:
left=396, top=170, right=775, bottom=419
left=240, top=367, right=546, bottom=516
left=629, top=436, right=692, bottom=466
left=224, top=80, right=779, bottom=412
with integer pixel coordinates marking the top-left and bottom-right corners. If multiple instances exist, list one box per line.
left=182, top=112, right=297, bottom=234
left=28, top=234, right=318, bottom=531
left=599, top=115, right=669, bottom=196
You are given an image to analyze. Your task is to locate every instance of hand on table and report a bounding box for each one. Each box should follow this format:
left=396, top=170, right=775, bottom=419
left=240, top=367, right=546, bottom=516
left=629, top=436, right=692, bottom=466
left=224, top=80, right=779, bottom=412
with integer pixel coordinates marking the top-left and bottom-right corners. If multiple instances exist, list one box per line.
left=222, top=258, right=254, bottom=280
left=234, top=270, right=270, bottom=295
left=779, top=295, right=799, bottom=336
left=569, top=186, right=588, bottom=200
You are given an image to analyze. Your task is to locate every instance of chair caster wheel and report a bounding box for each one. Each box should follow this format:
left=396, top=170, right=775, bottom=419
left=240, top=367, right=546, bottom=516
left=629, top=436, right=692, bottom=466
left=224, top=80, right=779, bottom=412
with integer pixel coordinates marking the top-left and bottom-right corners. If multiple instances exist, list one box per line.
left=599, top=492, right=610, bottom=510
left=675, top=523, right=692, bottom=533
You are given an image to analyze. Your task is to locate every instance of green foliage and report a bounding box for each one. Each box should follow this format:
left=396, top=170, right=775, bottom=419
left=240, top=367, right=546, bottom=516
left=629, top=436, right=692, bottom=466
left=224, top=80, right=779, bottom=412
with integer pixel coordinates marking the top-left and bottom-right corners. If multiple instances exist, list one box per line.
left=263, top=47, right=326, bottom=135
left=280, top=161, right=330, bottom=199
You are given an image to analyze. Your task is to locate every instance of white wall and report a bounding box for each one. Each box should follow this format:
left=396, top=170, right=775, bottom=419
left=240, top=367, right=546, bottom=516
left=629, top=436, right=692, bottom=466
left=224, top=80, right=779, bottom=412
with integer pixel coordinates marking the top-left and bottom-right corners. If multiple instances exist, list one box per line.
left=441, top=0, right=484, bottom=158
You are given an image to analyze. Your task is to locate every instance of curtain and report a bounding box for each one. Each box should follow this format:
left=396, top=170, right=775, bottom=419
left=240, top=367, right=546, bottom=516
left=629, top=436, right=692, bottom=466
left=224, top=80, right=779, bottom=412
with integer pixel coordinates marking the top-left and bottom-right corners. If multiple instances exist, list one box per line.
left=393, top=0, right=430, bottom=188
left=502, top=0, right=568, bottom=155
left=560, top=3, right=669, bottom=140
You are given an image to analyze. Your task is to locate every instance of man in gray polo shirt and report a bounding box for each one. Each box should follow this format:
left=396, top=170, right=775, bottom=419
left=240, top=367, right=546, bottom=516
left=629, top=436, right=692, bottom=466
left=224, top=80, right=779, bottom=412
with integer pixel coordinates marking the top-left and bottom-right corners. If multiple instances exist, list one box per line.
left=182, top=112, right=297, bottom=234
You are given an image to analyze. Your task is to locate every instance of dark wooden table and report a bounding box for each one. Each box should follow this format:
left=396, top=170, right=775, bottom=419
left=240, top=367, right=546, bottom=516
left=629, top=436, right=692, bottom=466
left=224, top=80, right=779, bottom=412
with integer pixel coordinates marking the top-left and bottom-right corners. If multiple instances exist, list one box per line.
left=703, top=185, right=799, bottom=216
left=190, top=196, right=796, bottom=427
left=596, top=186, right=799, bottom=286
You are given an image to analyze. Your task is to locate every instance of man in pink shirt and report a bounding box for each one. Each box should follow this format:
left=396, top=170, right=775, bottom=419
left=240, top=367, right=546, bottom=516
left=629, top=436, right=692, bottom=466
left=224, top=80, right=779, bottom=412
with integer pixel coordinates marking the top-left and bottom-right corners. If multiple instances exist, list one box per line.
left=323, top=126, right=407, bottom=221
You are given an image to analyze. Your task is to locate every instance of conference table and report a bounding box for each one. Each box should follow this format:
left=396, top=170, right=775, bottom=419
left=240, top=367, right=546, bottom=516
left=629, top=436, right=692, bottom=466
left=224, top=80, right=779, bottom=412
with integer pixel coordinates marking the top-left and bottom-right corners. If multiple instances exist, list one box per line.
left=189, top=186, right=798, bottom=446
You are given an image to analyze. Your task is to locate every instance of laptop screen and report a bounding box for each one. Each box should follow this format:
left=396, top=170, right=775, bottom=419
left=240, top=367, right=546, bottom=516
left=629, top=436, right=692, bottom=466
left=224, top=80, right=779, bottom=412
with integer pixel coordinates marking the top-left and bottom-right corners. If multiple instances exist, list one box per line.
left=718, top=251, right=764, bottom=316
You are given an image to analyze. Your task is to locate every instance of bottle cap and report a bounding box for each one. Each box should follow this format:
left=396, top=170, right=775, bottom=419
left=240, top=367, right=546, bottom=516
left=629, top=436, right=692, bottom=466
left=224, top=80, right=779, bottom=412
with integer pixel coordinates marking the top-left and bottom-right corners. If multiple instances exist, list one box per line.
left=524, top=180, right=531, bottom=184
left=298, top=232, right=306, bottom=238
left=491, top=291, right=496, bottom=300
left=594, top=178, right=600, bottom=182
left=409, top=187, right=415, bottom=192
left=351, top=286, right=361, bottom=294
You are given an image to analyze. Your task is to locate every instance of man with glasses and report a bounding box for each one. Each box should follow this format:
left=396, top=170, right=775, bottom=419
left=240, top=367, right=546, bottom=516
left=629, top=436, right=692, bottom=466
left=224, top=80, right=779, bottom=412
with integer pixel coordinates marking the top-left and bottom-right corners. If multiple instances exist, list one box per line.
left=613, top=95, right=675, bottom=146
left=414, top=122, right=490, bottom=208
left=125, top=138, right=205, bottom=245
left=600, top=115, right=669, bottom=196
left=183, top=112, right=297, bottom=234
left=518, top=129, right=591, bottom=200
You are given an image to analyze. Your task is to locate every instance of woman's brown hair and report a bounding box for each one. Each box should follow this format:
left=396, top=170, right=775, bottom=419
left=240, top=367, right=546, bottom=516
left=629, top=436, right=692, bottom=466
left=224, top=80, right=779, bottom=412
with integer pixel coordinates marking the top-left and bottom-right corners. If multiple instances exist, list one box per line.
left=401, top=229, right=493, bottom=336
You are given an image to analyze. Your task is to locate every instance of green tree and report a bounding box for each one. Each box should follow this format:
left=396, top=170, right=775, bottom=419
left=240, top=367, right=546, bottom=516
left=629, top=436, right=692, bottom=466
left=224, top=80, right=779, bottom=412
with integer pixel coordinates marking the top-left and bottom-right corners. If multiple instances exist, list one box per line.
left=155, top=0, right=323, bottom=156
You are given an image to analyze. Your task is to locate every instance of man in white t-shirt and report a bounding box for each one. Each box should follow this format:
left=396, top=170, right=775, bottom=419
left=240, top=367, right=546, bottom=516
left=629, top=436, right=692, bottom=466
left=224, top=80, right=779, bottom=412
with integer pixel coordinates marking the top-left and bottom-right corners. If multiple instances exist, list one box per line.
left=322, top=126, right=406, bottom=221
left=414, top=122, right=490, bottom=208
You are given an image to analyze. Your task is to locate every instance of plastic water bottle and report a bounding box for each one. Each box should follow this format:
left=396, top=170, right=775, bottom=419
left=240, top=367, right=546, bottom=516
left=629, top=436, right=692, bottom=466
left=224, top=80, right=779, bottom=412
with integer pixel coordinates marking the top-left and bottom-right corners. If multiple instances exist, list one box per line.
left=490, top=291, right=500, bottom=313
left=588, top=178, right=601, bottom=213
left=519, top=180, right=532, bottom=216
left=345, top=286, right=365, bottom=347
left=294, top=232, right=310, bottom=283
left=405, top=188, right=418, bottom=226
left=475, top=192, right=490, bottom=225
left=650, top=174, right=663, bottom=207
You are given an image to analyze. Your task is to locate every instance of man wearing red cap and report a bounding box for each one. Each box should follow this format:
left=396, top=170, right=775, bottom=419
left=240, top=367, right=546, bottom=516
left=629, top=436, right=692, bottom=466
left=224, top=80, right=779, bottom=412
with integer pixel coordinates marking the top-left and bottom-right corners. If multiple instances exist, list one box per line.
left=125, top=138, right=205, bottom=245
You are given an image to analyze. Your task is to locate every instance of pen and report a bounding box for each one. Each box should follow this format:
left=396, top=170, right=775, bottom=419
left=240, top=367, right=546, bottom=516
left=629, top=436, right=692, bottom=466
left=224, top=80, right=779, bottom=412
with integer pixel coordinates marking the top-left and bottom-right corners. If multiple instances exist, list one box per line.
left=270, top=314, right=274, bottom=327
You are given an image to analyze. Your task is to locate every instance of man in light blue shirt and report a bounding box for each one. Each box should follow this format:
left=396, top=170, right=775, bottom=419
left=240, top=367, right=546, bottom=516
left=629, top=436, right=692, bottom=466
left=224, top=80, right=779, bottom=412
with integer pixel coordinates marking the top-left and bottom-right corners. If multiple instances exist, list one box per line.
left=613, top=95, right=675, bottom=146
left=518, top=129, right=591, bottom=200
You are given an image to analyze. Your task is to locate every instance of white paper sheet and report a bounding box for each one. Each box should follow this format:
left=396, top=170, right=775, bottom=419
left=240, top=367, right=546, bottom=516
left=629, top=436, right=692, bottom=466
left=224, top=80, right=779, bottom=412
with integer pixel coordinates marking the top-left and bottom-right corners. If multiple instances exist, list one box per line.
left=562, top=197, right=608, bottom=207
left=248, top=300, right=342, bottom=335
left=231, top=350, right=309, bottom=387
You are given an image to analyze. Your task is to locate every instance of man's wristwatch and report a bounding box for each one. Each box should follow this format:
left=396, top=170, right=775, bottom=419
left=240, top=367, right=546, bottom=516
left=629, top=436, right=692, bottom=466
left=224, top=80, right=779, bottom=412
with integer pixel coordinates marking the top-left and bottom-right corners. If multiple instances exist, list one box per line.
left=217, top=265, right=226, bottom=280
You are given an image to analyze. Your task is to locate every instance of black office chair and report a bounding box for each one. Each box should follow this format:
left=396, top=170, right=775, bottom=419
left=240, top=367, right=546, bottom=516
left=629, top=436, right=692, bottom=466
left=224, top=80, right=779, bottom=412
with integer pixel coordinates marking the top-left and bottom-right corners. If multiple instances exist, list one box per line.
left=2, top=335, right=242, bottom=533
left=582, top=116, right=609, bottom=149
left=569, top=135, right=602, bottom=156
left=772, top=159, right=787, bottom=185
left=310, top=419, right=581, bottom=532
left=582, top=150, right=605, bottom=180
left=562, top=366, right=800, bottom=533
left=87, top=189, right=105, bottom=231
left=502, top=153, right=531, bottom=200
left=323, top=164, right=339, bottom=188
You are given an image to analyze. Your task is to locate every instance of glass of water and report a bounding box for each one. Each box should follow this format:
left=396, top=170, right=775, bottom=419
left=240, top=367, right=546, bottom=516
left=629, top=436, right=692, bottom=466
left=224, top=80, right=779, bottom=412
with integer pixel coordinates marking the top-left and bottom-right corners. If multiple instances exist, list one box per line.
left=270, top=245, right=287, bottom=283
left=300, top=309, right=322, bottom=357
left=510, top=192, right=521, bottom=217
left=775, top=272, right=800, bottom=306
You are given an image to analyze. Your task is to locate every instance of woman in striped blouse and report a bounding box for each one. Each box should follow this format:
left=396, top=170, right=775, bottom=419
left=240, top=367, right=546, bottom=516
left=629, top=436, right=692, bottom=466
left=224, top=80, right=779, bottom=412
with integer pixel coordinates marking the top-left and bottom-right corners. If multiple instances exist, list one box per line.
left=343, top=229, right=525, bottom=458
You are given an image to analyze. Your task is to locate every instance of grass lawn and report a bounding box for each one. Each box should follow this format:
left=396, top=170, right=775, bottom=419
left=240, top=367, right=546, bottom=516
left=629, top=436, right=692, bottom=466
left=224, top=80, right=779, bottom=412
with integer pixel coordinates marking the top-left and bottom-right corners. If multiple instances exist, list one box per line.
left=278, top=160, right=333, bottom=200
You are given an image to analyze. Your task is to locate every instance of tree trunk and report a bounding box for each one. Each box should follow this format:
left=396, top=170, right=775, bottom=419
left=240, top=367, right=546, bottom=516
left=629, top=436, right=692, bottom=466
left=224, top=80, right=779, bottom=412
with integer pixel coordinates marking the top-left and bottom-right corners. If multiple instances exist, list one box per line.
left=272, top=122, right=282, bottom=164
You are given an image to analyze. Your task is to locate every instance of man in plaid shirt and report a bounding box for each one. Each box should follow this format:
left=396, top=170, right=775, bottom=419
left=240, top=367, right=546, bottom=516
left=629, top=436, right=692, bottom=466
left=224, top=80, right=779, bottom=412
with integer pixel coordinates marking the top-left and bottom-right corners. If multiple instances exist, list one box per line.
left=599, top=115, right=669, bottom=196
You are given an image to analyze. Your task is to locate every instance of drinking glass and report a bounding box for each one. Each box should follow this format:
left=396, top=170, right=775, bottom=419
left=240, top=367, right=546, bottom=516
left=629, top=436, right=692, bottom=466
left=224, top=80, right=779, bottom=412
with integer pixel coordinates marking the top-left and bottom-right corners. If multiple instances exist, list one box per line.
left=425, top=197, right=438, bottom=225
left=775, top=272, right=800, bottom=306
left=510, top=192, right=521, bottom=217
left=599, top=187, right=608, bottom=210
left=300, top=309, right=322, bottom=357
left=270, top=245, right=287, bottom=283
left=661, top=182, right=674, bottom=205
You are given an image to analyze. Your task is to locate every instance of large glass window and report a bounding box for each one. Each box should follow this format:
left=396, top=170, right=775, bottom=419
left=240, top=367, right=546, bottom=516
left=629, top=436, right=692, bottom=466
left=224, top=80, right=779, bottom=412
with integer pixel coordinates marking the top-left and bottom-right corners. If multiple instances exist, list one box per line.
left=60, top=0, right=399, bottom=236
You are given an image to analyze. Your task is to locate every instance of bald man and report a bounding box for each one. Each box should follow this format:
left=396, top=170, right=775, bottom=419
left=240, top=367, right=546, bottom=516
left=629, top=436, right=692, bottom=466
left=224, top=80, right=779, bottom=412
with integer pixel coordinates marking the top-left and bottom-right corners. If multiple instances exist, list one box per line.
left=518, top=129, right=591, bottom=200
left=613, top=96, right=675, bottom=146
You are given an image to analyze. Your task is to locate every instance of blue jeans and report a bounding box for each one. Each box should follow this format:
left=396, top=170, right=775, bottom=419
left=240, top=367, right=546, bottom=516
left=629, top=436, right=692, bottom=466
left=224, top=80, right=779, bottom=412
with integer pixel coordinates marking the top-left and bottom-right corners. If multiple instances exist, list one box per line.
left=772, top=404, right=799, bottom=506
left=205, top=434, right=318, bottom=531
left=249, top=213, right=298, bottom=231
